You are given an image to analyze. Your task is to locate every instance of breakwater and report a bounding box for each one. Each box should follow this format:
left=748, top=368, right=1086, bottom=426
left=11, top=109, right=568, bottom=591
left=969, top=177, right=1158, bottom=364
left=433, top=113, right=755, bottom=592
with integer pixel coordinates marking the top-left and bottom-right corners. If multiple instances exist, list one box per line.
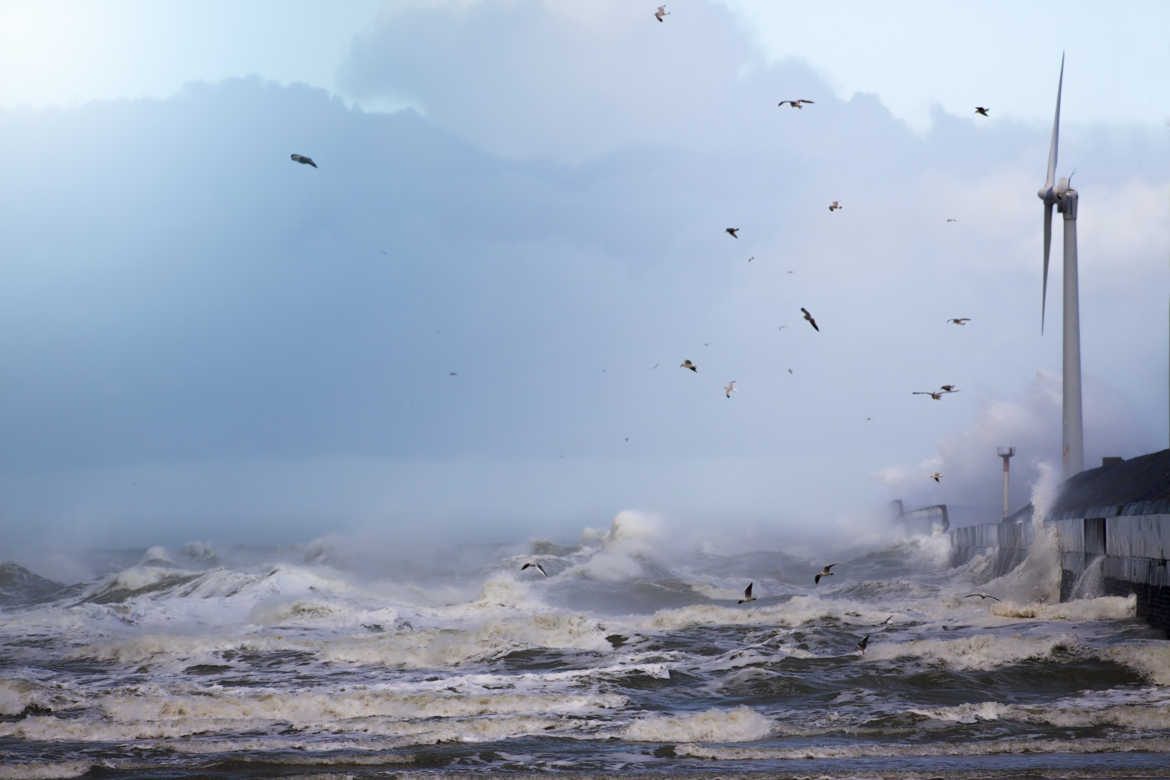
left=949, top=449, right=1170, bottom=635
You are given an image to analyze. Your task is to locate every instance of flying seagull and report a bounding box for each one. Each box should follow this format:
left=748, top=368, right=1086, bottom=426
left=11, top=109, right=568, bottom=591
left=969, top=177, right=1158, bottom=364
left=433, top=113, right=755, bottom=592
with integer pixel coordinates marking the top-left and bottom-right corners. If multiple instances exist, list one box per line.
left=945, top=218, right=959, bottom=223
left=828, top=200, right=843, bottom=212
left=857, top=634, right=871, bottom=654
left=778, top=99, right=814, bottom=109
left=974, top=106, right=990, bottom=117
left=880, top=615, right=894, bottom=626
left=290, top=153, right=317, bottom=168
left=801, top=307, right=819, bottom=332
left=737, top=582, right=757, bottom=604
left=939, top=384, right=958, bottom=393
left=654, top=4, right=669, bottom=22
left=947, top=317, right=971, bottom=325
left=521, top=562, right=548, bottom=576
left=930, top=472, right=942, bottom=483
left=814, top=563, right=837, bottom=585
left=913, top=391, right=946, bottom=400
left=747, top=255, right=755, bottom=263
left=724, top=380, right=736, bottom=399
left=680, top=359, right=697, bottom=372
left=725, top=227, right=740, bottom=238
left=965, top=592, right=1001, bottom=601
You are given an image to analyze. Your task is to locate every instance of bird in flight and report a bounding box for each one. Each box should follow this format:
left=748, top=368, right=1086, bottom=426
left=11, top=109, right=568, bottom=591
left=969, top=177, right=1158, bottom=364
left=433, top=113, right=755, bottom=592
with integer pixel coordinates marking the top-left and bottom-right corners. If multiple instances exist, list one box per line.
left=680, top=359, right=697, bottom=373
left=828, top=200, right=843, bottom=212
left=946, top=317, right=971, bottom=325
left=521, top=562, right=548, bottom=576
left=737, top=582, right=757, bottom=604
left=654, top=4, right=669, bottom=22
left=857, top=634, right=871, bottom=654
left=913, top=391, right=946, bottom=400
left=965, top=592, right=1001, bottom=601
left=801, top=307, right=819, bottom=332
left=448, top=371, right=458, bottom=377
left=974, top=106, right=990, bottom=117
left=724, top=380, right=736, bottom=398
left=290, top=153, right=317, bottom=168
left=747, top=255, right=755, bottom=263
left=778, top=99, right=814, bottom=109
left=814, top=563, right=837, bottom=585
left=880, top=615, right=894, bottom=626
left=945, top=218, right=959, bottom=223
left=725, top=227, right=740, bottom=238
left=939, top=384, right=958, bottom=393
left=930, top=472, right=942, bottom=483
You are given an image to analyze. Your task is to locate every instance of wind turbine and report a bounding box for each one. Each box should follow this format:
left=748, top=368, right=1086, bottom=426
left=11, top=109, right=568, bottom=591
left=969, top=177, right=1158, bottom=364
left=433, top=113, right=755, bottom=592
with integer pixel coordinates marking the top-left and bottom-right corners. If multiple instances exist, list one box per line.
left=1037, top=52, right=1084, bottom=478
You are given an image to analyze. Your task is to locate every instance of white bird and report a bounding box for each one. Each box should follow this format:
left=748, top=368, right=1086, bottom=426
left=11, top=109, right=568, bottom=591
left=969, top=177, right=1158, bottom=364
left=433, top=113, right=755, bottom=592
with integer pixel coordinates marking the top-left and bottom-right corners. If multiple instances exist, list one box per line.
left=778, top=99, right=814, bottom=109
left=814, top=563, right=837, bottom=584
left=828, top=200, right=843, bottom=212
left=290, top=153, right=317, bottom=168
left=521, top=562, right=548, bottom=576
left=680, top=359, right=697, bottom=373
left=724, top=380, right=736, bottom=399
left=737, top=582, right=757, bottom=604
left=930, top=472, right=942, bottom=483
left=654, top=4, right=669, bottom=22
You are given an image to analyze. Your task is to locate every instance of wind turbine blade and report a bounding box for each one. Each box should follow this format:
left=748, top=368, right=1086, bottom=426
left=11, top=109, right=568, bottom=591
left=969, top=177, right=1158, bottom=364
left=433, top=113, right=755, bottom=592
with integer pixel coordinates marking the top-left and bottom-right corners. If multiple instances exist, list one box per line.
left=1042, top=201, right=1052, bottom=334
left=1045, top=52, right=1064, bottom=190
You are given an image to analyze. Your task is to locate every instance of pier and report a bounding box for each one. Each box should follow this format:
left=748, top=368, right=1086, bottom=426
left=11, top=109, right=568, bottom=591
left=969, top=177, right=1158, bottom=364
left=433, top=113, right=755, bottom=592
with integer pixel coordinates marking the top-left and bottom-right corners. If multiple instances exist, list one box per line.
left=947, top=449, right=1170, bottom=636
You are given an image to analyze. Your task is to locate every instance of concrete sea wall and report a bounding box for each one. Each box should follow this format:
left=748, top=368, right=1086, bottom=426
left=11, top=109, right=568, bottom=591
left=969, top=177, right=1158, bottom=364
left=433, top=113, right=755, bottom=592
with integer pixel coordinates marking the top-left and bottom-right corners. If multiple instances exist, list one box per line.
left=950, top=514, right=1170, bottom=636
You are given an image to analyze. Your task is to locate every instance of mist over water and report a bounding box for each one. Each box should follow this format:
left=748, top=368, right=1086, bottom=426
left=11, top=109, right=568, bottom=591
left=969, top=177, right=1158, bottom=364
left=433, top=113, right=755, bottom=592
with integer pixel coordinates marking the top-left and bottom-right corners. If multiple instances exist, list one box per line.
left=2, top=509, right=1168, bottom=778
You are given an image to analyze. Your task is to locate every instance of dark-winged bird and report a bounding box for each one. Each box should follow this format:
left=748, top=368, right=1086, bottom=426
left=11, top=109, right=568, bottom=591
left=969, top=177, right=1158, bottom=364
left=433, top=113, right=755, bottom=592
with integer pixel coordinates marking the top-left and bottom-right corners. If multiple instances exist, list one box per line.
left=737, top=582, right=757, bottom=604
left=801, top=307, right=819, bottom=332
left=290, top=153, right=317, bottom=168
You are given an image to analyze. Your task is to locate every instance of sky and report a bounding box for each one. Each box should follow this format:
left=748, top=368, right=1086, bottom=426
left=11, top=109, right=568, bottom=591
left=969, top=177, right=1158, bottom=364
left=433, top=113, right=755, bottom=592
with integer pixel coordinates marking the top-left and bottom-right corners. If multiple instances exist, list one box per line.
left=0, top=0, right=1167, bottom=556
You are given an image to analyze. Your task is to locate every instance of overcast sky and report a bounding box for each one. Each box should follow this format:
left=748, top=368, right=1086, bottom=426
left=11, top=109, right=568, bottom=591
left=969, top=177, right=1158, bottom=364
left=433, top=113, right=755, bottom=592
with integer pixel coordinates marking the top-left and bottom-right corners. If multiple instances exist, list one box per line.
left=0, top=0, right=1167, bottom=555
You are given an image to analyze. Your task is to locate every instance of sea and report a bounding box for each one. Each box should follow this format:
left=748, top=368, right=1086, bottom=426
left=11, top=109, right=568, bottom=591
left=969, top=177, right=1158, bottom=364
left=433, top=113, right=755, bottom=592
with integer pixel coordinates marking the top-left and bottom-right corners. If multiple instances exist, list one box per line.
left=2, top=510, right=1169, bottom=779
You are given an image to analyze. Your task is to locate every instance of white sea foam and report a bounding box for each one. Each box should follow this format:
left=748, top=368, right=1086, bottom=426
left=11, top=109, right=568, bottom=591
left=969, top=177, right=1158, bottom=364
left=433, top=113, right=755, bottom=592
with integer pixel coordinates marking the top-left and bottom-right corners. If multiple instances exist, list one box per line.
left=1105, top=642, right=1170, bottom=685
left=913, top=688, right=1170, bottom=730
left=644, top=595, right=893, bottom=632
left=621, top=705, right=773, bottom=743
left=320, top=611, right=614, bottom=668
left=990, top=594, right=1136, bottom=622
left=675, top=735, right=1170, bottom=760
left=0, top=761, right=97, bottom=779
left=863, top=632, right=1080, bottom=670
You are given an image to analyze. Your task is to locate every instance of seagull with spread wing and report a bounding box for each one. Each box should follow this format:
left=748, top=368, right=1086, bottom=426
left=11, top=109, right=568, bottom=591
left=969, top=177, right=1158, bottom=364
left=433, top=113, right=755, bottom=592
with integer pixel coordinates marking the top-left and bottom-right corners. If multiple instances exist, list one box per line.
left=737, top=582, right=757, bottom=604
left=654, top=4, right=669, bottom=22
left=778, top=99, right=814, bottom=109
left=814, top=563, right=837, bottom=585
left=290, top=154, right=317, bottom=168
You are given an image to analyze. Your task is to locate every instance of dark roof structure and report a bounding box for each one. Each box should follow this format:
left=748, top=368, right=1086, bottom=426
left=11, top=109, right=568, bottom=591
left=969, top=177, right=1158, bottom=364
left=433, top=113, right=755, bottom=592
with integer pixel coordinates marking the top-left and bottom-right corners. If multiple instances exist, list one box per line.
left=1048, top=449, right=1170, bottom=520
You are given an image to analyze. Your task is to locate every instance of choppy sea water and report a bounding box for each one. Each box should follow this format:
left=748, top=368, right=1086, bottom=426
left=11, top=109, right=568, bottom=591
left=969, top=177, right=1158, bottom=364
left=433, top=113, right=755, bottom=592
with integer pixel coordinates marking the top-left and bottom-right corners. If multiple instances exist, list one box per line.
left=2, top=512, right=1169, bottom=779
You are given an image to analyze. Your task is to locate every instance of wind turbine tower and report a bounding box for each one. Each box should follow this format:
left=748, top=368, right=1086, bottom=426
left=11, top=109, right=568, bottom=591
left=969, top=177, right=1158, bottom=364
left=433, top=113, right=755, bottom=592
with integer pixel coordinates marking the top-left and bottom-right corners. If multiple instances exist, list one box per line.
left=1038, top=53, right=1084, bottom=479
